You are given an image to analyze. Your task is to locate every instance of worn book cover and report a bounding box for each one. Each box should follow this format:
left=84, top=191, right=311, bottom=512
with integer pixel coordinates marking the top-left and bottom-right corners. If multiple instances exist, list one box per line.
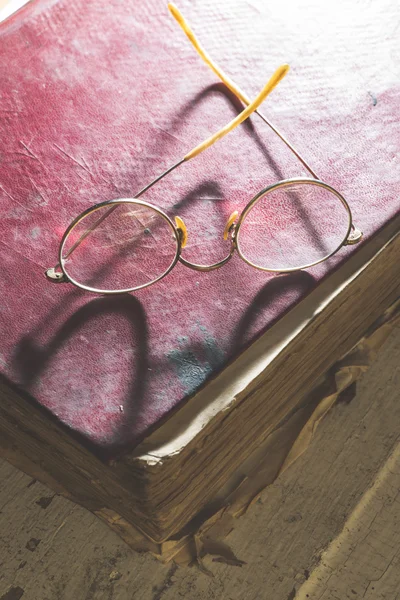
left=0, top=0, right=398, bottom=457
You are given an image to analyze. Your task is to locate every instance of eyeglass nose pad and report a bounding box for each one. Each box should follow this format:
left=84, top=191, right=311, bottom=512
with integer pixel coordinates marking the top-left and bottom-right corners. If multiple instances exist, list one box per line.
left=223, top=211, right=239, bottom=240
left=174, top=216, right=188, bottom=248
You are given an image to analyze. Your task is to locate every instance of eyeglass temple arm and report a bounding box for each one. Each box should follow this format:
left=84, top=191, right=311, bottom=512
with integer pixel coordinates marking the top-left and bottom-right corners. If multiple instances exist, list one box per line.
left=168, top=3, right=319, bottom=180
left=47, top=63, right=288, bottom=277
left=183, top=63, right=289, bottom=161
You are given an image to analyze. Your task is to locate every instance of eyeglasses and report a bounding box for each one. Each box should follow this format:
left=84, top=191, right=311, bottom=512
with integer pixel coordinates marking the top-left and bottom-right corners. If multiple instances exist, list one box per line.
left=46, top=4, right=362, bottom=295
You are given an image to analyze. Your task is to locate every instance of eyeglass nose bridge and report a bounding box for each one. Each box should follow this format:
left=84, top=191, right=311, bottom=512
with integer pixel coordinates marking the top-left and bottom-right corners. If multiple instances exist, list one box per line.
left=176, top=211, right=237, bottom=272
left=176, top=209, right=240, bottom=272
left=178, top=246, right=235, bottom=272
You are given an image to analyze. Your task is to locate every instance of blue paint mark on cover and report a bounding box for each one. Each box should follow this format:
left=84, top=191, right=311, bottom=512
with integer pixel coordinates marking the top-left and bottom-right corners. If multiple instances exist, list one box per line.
left=198, top=324, right=225, bottom=368
left=168, top=323, right=226, bottom=394
left=168, top=348, right=211, bottom=395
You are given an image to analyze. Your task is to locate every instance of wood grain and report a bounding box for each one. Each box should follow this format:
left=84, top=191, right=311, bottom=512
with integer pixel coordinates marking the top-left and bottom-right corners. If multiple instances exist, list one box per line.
left=0, top=224, right=399, bottom=543
left=1, top=327, right=399, bottom=599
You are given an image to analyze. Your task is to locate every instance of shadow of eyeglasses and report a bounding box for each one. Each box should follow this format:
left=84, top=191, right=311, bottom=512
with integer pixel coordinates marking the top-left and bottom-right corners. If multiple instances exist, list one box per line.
left=12, top=295, right=150, bottom=458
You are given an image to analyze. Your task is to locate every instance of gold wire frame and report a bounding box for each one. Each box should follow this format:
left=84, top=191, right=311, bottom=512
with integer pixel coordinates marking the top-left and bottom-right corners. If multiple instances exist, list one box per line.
left=58, top=199, right=182, bottom=295
left=235, top=179, right=354, bottom=273
left=45, top=5, right=362, bottom=295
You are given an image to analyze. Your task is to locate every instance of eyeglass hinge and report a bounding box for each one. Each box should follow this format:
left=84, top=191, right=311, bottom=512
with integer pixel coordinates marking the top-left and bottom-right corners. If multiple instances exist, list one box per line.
left=344, top=226, right=363, bottom=246
left=45, top=267, right=68, bottom=283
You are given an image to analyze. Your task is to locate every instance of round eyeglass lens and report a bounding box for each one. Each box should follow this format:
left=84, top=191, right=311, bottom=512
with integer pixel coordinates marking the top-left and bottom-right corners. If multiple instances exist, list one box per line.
left=236, top=181, right=351, bottom=271
left=60, top=201, right=179, bottom=292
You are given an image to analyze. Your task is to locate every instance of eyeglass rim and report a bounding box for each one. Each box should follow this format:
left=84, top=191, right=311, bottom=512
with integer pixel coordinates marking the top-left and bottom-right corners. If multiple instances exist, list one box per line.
left=58, top=198, right=182, bottom=295
left=234, top=177, right=353, bottom=273
left=56, top=179, right=355, bottom=293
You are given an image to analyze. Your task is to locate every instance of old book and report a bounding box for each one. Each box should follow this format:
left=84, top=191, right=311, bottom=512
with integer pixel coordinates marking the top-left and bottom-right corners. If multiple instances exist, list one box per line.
left=0, top=0, right=399, bottom=543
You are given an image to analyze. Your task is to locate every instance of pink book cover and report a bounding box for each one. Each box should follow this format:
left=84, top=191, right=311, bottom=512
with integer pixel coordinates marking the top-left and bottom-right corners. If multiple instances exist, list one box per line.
left=0, top=0, right=398, bottom=458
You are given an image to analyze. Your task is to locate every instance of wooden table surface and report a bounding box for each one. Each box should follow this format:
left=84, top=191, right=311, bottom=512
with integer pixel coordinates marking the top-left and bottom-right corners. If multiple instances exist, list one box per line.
left=1, top=326, right=399, bottom=599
